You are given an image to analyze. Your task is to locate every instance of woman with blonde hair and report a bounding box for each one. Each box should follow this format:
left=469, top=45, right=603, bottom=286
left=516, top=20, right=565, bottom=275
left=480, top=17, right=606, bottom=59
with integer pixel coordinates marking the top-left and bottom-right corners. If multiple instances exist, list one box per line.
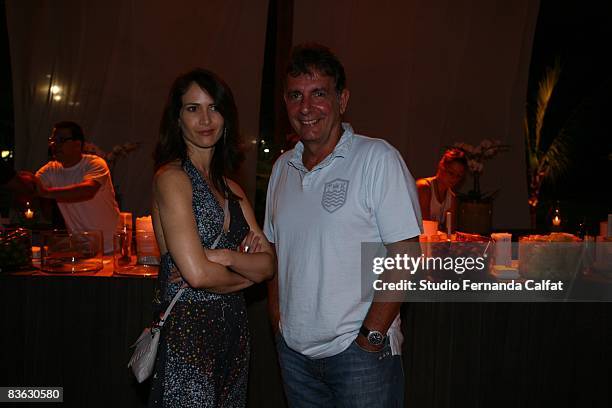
left=416, top=148, right=467, bottom=230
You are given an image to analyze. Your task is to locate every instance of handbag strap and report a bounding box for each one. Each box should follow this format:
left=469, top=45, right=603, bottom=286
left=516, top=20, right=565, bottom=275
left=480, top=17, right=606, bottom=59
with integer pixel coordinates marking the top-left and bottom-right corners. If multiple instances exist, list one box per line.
left=158, top=287, right=185, bottom=327
left=210, top=227, right=224, bottom=249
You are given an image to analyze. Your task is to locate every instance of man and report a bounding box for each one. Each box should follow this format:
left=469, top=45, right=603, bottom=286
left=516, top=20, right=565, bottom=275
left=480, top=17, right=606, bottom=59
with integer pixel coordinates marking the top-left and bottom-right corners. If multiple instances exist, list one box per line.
left=36, top=121, right=120, bottom=253
left=264, top=43, right=422, bottom=407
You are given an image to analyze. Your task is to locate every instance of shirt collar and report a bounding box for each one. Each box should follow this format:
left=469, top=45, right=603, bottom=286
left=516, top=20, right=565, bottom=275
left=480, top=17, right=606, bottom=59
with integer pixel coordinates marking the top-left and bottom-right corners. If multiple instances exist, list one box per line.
left=288, top=123, right=354, bottom=171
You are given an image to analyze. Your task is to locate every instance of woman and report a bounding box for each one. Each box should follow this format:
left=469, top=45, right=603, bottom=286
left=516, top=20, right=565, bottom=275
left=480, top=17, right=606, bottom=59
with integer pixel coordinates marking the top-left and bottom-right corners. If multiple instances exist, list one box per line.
left=149, top=68, right=274, bottom=407
left=416, top=148, right=467, bottom=230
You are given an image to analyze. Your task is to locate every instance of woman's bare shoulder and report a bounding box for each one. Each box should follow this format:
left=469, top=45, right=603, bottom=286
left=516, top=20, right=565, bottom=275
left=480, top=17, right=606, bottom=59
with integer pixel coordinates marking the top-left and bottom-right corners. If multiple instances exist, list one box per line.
left=155, top=161, right=186, bottom=181
left=153, top=161, right=190, bottom=194
left=416, top=177, right=432, bottom=190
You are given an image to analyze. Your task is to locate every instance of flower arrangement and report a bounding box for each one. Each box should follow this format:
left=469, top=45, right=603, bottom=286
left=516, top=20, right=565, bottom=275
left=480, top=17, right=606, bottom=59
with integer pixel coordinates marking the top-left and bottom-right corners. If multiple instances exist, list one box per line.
left=107, top=143, right=141, bottom=172
left=83, top=142, right=140, bottom=205
left=451, top=139, right=509, bottom=201
left=83, top=141, right=140, bottom=175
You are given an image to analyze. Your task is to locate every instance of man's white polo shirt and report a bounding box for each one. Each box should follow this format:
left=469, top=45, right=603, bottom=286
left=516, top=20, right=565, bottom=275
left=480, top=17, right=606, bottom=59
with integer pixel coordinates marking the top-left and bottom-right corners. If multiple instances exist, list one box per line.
left=264, top=123, right=422, bottom=358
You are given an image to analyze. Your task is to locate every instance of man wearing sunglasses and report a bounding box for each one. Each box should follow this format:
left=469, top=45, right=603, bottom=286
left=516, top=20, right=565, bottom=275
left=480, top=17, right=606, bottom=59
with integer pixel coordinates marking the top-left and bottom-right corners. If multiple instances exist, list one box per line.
left=35, top=121, right=120, bottom=253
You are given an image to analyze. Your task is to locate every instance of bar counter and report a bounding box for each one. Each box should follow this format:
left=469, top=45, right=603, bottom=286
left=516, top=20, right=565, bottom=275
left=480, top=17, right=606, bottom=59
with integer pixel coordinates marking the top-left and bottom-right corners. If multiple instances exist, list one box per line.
left=1, top=260, right=610, bottom=407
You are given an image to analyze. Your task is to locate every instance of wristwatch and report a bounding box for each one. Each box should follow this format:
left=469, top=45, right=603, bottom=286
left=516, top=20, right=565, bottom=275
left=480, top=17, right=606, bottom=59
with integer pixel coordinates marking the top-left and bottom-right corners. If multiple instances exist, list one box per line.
left=359, top=325, right=385, bottom=346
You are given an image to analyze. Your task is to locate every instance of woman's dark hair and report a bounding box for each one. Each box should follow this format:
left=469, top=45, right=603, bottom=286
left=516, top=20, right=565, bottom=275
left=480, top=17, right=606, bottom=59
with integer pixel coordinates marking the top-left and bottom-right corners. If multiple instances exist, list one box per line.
left=154, top=68, right=244, bottom=199
left=286, top=43, right=346, bottom=93
left=439, top=148, right=468, bottom=169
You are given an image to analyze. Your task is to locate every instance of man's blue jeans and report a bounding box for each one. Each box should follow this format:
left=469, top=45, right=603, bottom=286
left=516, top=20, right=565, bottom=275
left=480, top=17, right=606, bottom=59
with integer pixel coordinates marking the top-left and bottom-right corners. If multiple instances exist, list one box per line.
left=276, top=335, right=404, bottom=407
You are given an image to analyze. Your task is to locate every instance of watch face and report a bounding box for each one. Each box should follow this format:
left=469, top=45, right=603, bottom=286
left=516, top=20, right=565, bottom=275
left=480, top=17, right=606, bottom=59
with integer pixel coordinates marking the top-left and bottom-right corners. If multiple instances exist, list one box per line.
left=367, top=331, right=384, bottom=346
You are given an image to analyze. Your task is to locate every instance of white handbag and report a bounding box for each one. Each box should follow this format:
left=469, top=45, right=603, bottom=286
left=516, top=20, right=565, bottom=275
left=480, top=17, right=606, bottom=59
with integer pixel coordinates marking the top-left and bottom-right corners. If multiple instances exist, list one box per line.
left=128, top=228, right=226, bottom=383
left=128, top=287, right=185, bottom=383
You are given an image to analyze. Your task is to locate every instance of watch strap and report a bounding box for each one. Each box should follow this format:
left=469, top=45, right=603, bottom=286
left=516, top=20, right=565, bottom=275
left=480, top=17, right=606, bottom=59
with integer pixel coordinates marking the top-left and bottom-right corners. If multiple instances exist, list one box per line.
left=359, top=325, right=371, bottom=338
left=359, top=325, right=386, bottom=343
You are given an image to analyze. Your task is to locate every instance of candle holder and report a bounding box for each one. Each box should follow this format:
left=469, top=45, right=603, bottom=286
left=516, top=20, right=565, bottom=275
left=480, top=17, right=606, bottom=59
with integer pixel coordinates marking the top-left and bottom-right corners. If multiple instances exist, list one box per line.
left=134, top=216, right=159, bottom=265
left=24, top=202, right=34, bottom=220
left=549, top=201, right=562, bottom=232
left=113, top=230, right=158, bottom=276
left=40, top=230, right=103, bottom=273
left=135, top=229, right=160, bottom=266
left=491, top=233, right=512, bottom=267
left=10, top=199, right=37, bottom=226
left=10, top=198, right=51, bottom=227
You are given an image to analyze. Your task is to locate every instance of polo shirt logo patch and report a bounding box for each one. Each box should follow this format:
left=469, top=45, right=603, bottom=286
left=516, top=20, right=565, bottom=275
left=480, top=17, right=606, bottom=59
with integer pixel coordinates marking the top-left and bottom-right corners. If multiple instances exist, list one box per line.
left=321, top=179, right=349, bottom=213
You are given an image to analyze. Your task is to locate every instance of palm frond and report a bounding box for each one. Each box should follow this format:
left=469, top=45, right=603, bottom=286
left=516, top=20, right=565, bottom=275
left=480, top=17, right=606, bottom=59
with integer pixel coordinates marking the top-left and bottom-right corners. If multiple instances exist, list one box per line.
left=540, top=127, right=572, bottom=182
left=534, top=61, right=561, bottom=152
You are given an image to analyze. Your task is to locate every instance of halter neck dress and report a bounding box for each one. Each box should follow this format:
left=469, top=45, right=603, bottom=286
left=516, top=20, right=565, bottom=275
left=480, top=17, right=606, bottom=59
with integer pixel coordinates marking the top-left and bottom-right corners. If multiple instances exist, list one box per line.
left=149, top=158, right=250, bottom=407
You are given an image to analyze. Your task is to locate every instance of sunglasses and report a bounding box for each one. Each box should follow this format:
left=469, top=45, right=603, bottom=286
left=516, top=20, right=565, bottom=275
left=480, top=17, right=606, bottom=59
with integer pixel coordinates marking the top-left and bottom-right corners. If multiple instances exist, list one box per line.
left=48, top=136, right=77, bottom=145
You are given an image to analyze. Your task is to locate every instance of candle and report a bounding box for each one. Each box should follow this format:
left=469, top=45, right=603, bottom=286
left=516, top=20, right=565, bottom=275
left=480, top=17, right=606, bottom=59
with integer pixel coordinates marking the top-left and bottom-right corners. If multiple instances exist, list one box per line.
left=552, top=215, right=561, bottom=226
left=24, top=201, right=34, bottom=220
left=491, top=232, right=512, bottom=266
left=135, top=216, right=159, bottom=265
left=422, top=220, right=439, bottom=237
left=135, top=216, right=154, bottom=232
left=135, top=216, right=155, bottom=254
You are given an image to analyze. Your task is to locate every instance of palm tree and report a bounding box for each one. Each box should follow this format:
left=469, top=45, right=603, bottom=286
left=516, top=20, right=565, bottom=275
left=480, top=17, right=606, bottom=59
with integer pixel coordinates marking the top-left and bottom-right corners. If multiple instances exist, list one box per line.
left=524, top=61, right=572, bottom=229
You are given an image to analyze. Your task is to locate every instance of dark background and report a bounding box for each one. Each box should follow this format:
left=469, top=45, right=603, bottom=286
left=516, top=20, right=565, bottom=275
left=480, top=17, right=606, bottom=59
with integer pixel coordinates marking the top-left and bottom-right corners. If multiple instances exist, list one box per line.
left=527, top=0, right=612, bottom=234
left=1, top=2, right=612, bottom=408
left=2, top=0, right=610, bottom=231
